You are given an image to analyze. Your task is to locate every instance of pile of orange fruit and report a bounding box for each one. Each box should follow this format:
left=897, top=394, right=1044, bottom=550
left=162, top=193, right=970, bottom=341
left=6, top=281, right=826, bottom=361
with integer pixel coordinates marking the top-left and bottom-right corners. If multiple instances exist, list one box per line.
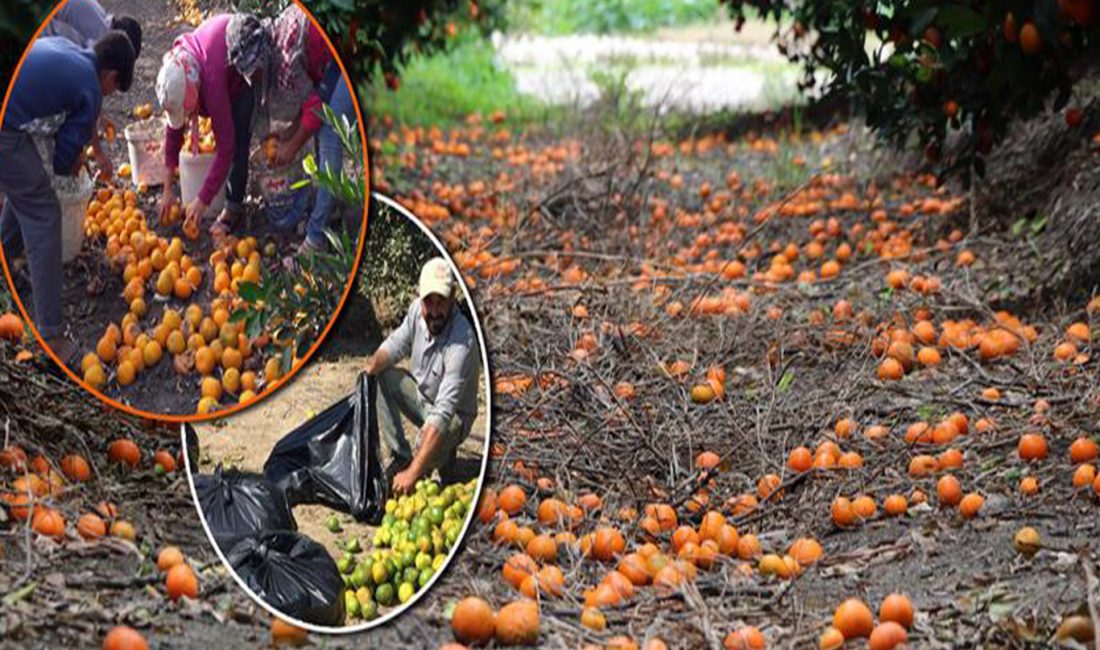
left=184, top=116, right=216, bottom=154
left=80, top=185, right=281, bottom=413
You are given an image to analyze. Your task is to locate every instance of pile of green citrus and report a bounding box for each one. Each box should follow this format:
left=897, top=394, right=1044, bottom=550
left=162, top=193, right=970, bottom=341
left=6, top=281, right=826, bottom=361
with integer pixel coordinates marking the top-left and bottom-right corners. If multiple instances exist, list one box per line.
left=337, top=477, right=476, bottom=621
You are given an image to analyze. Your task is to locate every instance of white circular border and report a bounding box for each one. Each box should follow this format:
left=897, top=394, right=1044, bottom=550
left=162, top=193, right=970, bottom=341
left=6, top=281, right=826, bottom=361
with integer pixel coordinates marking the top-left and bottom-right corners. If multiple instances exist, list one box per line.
left=181, top=191, right=494, bottom=633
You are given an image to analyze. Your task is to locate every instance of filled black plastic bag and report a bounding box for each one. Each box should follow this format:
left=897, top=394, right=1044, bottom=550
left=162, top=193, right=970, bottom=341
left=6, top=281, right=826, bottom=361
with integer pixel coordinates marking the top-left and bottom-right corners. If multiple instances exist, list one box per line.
left=264, top=372, right=387, bottom=523
left=193, top=464, right=297, bottom=552
left=227, top=530, right=346, bottom=626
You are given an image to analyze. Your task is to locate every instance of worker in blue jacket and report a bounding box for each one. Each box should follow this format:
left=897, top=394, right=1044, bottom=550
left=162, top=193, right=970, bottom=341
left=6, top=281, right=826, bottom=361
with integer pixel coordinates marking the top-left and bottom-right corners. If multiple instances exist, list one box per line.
left=0, top=32, right=136, bottom=363
left=43, top=0, right=142, bottom=178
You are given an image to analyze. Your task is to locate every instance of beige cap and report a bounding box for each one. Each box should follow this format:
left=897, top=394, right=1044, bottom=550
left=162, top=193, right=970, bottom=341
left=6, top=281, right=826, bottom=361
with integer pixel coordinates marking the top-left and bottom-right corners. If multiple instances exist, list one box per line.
left=418, top=257, right=456, bottom=299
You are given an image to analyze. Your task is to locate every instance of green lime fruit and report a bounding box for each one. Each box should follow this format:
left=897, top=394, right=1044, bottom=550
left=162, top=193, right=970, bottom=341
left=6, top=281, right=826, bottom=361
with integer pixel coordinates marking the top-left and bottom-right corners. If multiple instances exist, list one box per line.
left=351, top=565, right=369, bottom=589
left=345, top=590, right=360, bottom=618
left=360, top=599, right=378, bottom=620
left=336, top=555, right=353, bottom=574
left=397, top=581, right=415, bottom=604
left=375, top=582, right=395, bottom=607
left=371, top=560, right=389, bottom=585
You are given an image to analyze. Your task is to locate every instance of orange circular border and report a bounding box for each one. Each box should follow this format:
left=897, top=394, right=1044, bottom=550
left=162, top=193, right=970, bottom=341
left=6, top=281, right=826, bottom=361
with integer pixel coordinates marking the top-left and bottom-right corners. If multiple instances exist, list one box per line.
left=0, top=0, right=370, bottom=423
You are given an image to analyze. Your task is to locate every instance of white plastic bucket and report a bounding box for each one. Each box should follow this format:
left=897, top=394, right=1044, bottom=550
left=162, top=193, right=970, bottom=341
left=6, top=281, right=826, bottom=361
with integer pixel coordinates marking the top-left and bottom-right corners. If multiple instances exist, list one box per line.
left=124, top=121, right=168, bottom=187
left=55, top=169, right=92, bottom=263
left=180, top=150, right=226, bottom=213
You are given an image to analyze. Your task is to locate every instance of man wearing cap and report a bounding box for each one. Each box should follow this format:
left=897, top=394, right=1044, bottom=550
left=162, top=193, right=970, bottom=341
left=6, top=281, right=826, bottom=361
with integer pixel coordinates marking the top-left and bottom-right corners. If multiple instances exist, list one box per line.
left=0, top=32, right=136, bottom=362
left=364, top=257, right=480, bottom=494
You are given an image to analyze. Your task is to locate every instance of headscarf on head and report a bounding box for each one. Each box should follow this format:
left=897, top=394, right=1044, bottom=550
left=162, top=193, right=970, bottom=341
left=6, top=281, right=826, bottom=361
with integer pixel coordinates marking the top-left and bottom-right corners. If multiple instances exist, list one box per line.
left=156, top=44, right=202, bottom=151
left=226, top=13, right=275, bottom=135
left=226, top=13, right=274, bottom=86
left=268, top=4, right=314, bottom=123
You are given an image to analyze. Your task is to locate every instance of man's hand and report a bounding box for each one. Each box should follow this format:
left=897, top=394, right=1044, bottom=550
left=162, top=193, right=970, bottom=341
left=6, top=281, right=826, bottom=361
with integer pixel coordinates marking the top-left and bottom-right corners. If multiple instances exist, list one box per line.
left=70, top=149, right=87, bottom=177
left=183, top=197, right=207, bottom=234
left=277, top=121, right=299, bottom=142
left=364, top=348, right=389, bottom=376
left=392, top=466, right=418, bottom=495
left=271, top=138, right=300, bottom=168
left=160, top=184, right=177, bottom=222
left=93, top=149, right=114, bottom=180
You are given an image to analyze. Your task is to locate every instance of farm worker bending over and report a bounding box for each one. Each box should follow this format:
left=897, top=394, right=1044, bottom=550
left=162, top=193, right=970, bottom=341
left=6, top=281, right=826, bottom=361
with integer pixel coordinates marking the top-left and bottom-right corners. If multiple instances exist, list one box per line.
left=44, top=0, right=143, bottom=179
left=156, top=13, right=273, bottom=242
left=0, top=33, right=136, bottom=363
left=266, top=4, right=358, bottom=255
left=364, top=258, right=480, bottom=494
left=44, top=0, right=142, bottom=50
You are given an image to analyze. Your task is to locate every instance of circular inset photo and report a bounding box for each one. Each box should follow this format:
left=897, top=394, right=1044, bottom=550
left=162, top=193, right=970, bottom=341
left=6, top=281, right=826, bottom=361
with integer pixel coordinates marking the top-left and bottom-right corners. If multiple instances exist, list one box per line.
left=183, top=193, right=491, bottom=631
left=0, top=0, right=368, bottom=420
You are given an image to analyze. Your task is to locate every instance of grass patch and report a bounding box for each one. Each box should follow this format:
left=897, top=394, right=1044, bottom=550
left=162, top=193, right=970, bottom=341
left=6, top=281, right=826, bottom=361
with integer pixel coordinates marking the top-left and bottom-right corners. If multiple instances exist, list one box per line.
left=363, top=34, right=552, bottom=128
left=510, top=0, right=720, bottom=35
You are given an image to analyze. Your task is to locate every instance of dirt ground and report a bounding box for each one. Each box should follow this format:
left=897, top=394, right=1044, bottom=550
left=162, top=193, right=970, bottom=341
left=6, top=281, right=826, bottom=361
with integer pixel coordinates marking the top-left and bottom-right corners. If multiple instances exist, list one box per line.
left=0, top=339, right=278, bottom=649
left=359, top=100, right=1100, bottom=648
left=6, top=0, right=364, bottom=416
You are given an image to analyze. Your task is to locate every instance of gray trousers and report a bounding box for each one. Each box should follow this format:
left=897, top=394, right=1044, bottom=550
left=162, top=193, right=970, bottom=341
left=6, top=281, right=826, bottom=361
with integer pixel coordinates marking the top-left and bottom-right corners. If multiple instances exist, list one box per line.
left=376, top=367, right=470, bottom=484
left=0, top=130, right=62, bottom=339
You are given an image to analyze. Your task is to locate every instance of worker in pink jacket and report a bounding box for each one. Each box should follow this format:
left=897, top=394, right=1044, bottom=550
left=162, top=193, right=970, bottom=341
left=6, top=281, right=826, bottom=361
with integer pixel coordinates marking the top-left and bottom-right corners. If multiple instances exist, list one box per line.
left=155, top=13, right=272, bottom=241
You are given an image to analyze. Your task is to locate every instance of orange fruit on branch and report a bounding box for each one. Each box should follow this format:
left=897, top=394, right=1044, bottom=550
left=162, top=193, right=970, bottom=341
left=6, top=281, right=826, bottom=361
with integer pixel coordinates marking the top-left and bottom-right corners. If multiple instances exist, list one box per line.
left=1018, top=21, right=1042, bottom=54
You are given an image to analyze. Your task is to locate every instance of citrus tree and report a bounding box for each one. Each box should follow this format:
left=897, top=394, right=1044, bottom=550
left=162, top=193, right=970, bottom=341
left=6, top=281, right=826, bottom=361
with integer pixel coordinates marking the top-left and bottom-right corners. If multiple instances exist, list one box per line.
left=0, top=1, right=47, bottom=78
left=359, top=201, right=437, bottom=328
left=306, top=0, right=507, bottom=89
left=724, top=0, right=1099, bottom=177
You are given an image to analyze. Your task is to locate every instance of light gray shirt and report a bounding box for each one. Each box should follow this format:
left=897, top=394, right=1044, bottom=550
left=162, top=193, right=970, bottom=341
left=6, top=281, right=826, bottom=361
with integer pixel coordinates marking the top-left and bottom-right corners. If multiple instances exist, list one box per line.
left=44, top=0, right=111, bottom=49
left=379, top=298, right=479, bottom=432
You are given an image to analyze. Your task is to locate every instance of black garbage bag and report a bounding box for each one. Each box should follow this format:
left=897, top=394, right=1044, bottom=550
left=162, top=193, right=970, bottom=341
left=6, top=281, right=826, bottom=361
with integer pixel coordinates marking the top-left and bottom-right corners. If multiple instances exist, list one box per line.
left=264, top=372, right=387, bottom=523
left=227, top=530, right=346, bottom=626
left=193, top=464, right=297, bottom=551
